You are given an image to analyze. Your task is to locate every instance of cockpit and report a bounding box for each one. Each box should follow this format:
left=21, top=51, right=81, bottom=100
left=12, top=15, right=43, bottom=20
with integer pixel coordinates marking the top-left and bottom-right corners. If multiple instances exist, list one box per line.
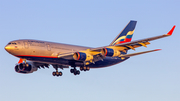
left=8, top=42, right=17, bottom=45
left=5, top=41, right=19, bottom=52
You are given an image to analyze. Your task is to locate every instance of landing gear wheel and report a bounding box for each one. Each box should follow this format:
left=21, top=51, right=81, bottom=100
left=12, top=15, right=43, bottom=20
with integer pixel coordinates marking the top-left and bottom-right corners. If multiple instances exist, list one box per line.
left=52, top=65, right=63, bottom=77
left=56, top=72, right=60, bottom=76
left=83, top=66, right=86, bottom=70
left=80, top=67, right=83, bottom=71
left=73, top=69, right=77, bottom=75
left=59, top=72, right=63, bottom=76
left=74, top=70, right=80, bottom=75
left=52, top=71, right=63, bottom=77
left=52, top=72, right=56, bottom=76
left=70, top=67, right=80, bottom=76
left=76, top=70, right=80, bottom=75
left=70, top=69, right=74, bottom=73
left=86, top=67, right=90, bottom=71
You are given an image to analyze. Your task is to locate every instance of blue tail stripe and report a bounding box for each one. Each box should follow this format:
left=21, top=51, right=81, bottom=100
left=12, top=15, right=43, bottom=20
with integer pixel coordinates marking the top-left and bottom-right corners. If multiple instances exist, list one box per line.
left=126, top=35, right=133, bottom=39
left=110, top=20, right=137, bottom=45
left=116, top=21, right=136, bottom=39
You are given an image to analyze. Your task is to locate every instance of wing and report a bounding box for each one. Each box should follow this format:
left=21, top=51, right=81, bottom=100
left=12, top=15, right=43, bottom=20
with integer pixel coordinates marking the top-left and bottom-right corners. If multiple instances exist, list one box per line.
left=119, top=49, right=161, bottom=59
left=91, top=25, right=175, bottom=51
left=58, top=26, right=175, bottom=64
left=113, top=25, right=176, bottom=50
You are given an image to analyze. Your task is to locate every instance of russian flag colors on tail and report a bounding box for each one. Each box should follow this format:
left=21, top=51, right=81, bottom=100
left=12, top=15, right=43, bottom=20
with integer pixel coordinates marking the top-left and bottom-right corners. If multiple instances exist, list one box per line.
left=110, top=20, right=137, bottom=45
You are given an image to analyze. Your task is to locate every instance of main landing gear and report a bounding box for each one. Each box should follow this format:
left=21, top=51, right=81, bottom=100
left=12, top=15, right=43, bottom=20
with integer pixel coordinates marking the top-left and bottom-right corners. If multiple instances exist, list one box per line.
left=52, top=71, right=62, bottom=77
left=70, top=66, right=90, bottom=76
left=80, top=66, right=90, bottom=71
left=52, top=65, right=63, bottom=77
left=51, top=65, right=90, bottom=76
left=70, top=67, right=80, bottom=75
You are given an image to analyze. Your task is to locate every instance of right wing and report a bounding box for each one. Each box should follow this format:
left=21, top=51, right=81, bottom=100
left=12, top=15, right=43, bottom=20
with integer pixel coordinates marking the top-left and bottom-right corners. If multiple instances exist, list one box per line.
left=114, top=25, right=176, bottom=50
left=91, top=25, right=176, bottom=51
left=58, top=26, right=175, bottom=64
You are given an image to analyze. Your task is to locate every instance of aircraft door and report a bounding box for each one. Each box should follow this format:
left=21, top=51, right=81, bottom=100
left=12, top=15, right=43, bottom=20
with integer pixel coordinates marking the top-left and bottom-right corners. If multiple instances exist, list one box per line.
left=47, top=44, right=51, bottom=51
left=24, top=42, right=29, bottom=48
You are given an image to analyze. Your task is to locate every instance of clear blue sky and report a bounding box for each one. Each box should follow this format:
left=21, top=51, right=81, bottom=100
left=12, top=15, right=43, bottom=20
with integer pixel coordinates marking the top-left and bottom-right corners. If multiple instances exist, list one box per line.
left=0, top=0, right=180, bottom=101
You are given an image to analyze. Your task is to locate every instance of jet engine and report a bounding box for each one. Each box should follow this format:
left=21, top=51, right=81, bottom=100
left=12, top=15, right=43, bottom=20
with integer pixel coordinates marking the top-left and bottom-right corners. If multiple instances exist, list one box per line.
left=101, top=48, right=121, bottom=57
left=73, top=52, right=93, bottom=61
left=14, top=63, right=38, bottom=74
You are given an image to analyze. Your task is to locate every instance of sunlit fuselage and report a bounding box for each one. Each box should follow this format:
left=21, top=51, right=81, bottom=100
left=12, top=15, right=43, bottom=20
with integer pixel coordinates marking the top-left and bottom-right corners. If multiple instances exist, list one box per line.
left=5, top=39, right=128, bottom=68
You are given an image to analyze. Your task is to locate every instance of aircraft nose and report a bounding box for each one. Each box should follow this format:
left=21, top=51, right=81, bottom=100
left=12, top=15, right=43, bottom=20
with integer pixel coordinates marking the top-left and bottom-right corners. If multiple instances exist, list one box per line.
left=4, top=45, right=11, bottom=51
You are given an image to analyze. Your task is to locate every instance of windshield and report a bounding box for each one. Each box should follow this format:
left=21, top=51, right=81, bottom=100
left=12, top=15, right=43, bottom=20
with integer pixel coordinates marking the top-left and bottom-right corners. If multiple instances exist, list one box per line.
left=8, top=42, right=17, bottom=45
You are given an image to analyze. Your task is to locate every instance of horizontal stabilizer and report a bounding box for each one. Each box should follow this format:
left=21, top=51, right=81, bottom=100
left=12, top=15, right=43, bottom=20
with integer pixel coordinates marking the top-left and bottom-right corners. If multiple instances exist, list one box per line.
left=119, top=49, right=161, bottom=59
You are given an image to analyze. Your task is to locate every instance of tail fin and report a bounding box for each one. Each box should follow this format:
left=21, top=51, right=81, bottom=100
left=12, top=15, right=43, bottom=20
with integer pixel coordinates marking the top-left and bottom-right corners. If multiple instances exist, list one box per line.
left=110, top=20, right=137, bottom=46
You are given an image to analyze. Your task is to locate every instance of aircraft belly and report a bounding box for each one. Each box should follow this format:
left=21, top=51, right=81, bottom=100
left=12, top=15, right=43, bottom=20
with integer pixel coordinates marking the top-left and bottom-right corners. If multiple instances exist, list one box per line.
left=16, top=55, right=83, bottom=66
left=88, top=57, right=130, bottom=68
left=17, top=55, right=129, bottom=68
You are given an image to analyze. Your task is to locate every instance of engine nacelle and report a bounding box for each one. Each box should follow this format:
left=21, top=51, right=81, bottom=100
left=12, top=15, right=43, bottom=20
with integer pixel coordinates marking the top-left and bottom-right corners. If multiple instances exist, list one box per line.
left=73, top=52, right=93, bottom=61
left=14, top=63, right=38, bottom=74
left=101, top=48, right=121, bottom=57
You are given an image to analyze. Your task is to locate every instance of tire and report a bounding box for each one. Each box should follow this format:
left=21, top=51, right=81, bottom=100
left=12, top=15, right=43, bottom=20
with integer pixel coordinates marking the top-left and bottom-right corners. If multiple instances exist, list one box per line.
left=59, top=72, right=63, bottom=76
left=86, top=67, right=90, bottom=71
left=76, top=70, right=80, bottom=75
left=80, top=67, right=83, bottom=71
left=52, top=72, right=56, bottom=76
left=56, top=72, right=60, bottom=76
left=70, top=69, right=74, bottom=73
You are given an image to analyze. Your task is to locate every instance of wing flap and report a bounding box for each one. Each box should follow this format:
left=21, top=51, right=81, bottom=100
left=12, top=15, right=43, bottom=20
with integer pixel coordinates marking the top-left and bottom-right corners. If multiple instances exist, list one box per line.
left=119, top=49, right=161, bottom=59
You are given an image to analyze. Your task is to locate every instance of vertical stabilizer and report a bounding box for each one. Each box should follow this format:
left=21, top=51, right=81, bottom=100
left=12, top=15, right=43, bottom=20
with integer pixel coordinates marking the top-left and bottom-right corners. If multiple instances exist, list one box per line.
left=110, top=20, right=137, bottom=45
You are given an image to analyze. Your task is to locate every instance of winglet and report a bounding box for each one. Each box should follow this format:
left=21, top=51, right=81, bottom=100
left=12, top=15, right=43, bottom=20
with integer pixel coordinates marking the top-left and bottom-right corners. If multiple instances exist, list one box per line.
left=167, top=25, right=176, bottom=35
left=119, top=49, right=162, bottom=58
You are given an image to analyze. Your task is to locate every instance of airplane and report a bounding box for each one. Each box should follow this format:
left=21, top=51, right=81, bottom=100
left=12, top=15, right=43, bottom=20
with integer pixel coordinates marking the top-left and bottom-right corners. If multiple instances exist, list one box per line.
left=4, top=20, right=176, bottom=77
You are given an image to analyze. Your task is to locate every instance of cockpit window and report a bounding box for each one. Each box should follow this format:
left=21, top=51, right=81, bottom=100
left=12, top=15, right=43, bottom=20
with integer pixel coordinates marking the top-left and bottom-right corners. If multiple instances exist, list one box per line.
left=8, top=42, right=17, bottom=45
